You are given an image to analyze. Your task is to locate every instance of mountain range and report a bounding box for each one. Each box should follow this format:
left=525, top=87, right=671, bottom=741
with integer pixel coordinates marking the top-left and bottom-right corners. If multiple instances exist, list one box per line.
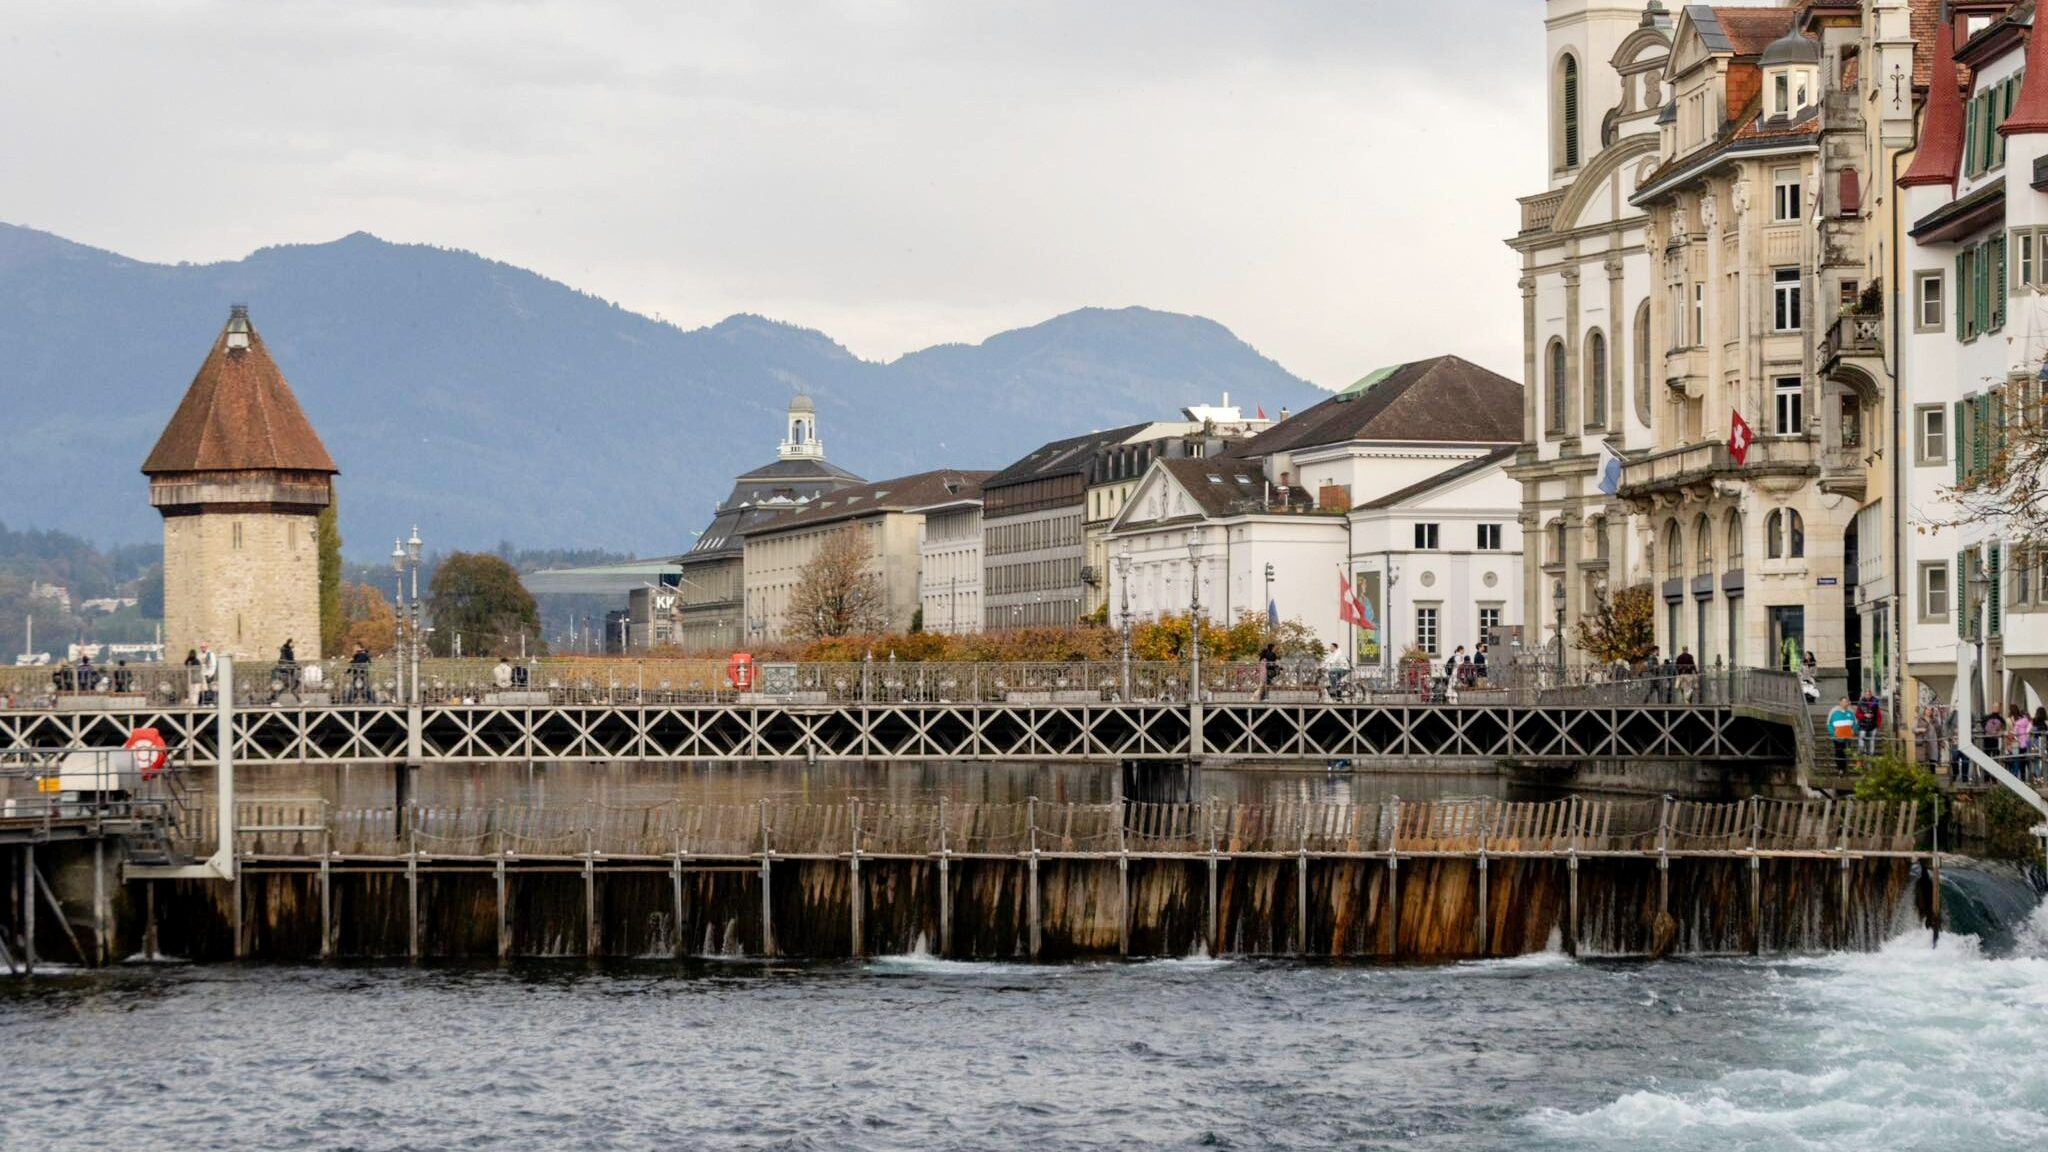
left=0, top=223, right=1327, bottom=556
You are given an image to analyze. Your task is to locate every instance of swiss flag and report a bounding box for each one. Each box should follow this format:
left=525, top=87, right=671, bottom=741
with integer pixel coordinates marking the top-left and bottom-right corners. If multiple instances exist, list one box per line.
left=1339, top=571, right=1374, bottom=632
left=1729, top=409, right=1754, bottom=466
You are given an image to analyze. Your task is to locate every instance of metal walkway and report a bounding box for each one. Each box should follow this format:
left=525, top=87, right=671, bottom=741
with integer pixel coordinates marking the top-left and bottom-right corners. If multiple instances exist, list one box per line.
left=0, top=700, right=1797, bottom=765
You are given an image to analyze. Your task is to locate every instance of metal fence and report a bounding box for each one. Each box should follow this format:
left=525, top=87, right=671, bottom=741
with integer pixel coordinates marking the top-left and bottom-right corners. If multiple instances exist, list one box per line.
left=0, top=657, right=1809, bottom=713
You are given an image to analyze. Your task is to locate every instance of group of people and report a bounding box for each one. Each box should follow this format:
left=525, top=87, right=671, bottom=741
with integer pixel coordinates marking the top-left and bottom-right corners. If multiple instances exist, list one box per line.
left=1824, top=692, right=1887, bottom=772
left=1914, top=699, right=2048, bottom=783
left=48, top=653, right=136, bottom=694
left=1618, top=645, right=1702, bottom=704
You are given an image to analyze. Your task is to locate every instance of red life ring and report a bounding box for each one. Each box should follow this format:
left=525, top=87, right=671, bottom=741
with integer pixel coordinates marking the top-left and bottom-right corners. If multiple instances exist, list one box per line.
left=124, top=727, right=169, bottom=780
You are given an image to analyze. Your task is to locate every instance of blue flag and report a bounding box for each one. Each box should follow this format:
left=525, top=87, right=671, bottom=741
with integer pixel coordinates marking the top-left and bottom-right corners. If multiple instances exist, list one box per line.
left=1267, top=598, right=1279, bottom=630
left=1597, top=443, right=1623, bottom=497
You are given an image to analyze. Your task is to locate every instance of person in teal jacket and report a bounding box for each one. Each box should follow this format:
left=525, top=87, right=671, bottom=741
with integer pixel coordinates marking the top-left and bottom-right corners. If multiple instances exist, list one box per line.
left=1826, top=697, right=1857, bottom=774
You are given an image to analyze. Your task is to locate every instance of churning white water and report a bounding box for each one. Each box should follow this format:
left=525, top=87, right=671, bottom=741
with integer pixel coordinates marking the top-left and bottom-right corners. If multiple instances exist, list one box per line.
left=2, top=893, right=2042, bottom=1150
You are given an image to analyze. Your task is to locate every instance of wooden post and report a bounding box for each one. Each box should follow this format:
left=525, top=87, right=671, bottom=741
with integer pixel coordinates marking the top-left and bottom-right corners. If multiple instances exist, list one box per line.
left=1295, top=805, right=1309, bottom=957
left=1837, top=801, right=1853, bottom=950
left=1749, top=797, right=1763, bottom=956
left=93, top=839, right=107, bottom=967
left=758, top=800, right=776, bottom=958
left=1027, top=796, right=1042, bottom=960
left=1657, top=796, right=1672, bottom=925
left=319, top=854, right=333, bottom=961
left=937, top=797, right=951, bottom=958
left=143, top=880, right=157, bottom=963
left=1205, top=799, right=1219, bottom=957
left=21, top=845, right=35, bottom=974
left=584, top=801, right=598, bottom=959
left=1930, top=793, right=1944, bottom=948
left=850, top=798, right=864, bottom=959
left=671, top=853, right=685, bottom=961
left=1385, top=797, right=1400, bottom=959
left=1118, top=798, right=1130, bottom=958
left=1564, top=796, right=1580, bottom=958
left=232, top=856, right=245, bottom=961
left=407, top=851, right=420, bottom=963
left=1476, top=805, right=1491, bottom=958
left=496, top=854, right=510, bottom=961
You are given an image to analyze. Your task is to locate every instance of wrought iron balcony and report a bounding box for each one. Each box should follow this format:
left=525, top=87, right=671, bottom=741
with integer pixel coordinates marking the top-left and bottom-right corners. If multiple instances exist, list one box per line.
left=1821, top=309, right=1883, bottom=367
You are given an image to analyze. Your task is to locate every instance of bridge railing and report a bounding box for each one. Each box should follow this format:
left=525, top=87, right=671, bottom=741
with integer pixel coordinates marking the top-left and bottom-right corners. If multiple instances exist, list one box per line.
left=0, top=656, right=1810, bottom=713
left=206, top=795, right=1927, bottom=860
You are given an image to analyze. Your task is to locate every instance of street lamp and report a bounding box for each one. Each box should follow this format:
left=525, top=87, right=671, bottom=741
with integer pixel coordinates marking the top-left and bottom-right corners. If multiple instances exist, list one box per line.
left=1263, top=562, right=1275, bottom=628
left=1187, top=531, right=1203, bottom=705
left=406, top=527, right=423, bottom=705
left=1116, top=540, right=1134, bottom=701
left=1552, top=579, right=1567, bottom=681
left=391, top=538, right=406, bottom=703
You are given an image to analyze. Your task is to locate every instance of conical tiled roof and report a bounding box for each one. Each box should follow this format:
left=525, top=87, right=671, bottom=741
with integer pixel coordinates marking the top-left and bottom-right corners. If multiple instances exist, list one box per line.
left=142, top=307, right=338, bottom=476
left=1900, top=16, right=1963, bottom=187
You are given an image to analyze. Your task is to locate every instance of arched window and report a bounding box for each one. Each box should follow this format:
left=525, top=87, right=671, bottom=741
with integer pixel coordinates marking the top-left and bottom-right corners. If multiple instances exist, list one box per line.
left=1560, top=55, right=1582, bottom=170
left=1633, top=300, right=1653, bottom=425
left=1724, top=510, right=1744, bottom=571
left=1547, top=339, right=1567, bottom=434
left=1765, top=509, right=1805, bottom=559
left=1584, top=330, right=1607, bottom=429
left=1785, top=509, right=1804, bottom=558
left=1693, top=514, right=1712, bottom=576
left=1664, top=518, right=1683, bottom=574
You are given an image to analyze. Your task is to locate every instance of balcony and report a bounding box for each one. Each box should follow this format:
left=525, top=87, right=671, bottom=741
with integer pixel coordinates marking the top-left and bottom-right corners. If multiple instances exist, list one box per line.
left=1617, top=436, right=1819, bottom=502
left=1519, top=189, right=1565, bottom=235
left=1819, top=445, right=1869, bottom=501
left=1821, top=308, right=1883, bottom=378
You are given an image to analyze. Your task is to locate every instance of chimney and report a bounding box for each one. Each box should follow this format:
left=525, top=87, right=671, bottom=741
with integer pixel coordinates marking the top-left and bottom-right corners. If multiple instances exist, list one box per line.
left=1278, top=406, right=1290, bottom=421
left=225, top=304, right=251, bottom=352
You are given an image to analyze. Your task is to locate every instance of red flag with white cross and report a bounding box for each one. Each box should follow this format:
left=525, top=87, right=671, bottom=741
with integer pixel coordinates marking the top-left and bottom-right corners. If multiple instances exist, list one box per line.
left=1729, top=409, right=1753, bottom=466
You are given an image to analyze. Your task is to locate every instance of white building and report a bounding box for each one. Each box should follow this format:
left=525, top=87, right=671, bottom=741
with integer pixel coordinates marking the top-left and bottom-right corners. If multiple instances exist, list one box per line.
left=918, top=481, right=986, bottom=635
left=1896, top=5, right=2048, bottom=715
left=1106, top=356, right=1526, bottom=667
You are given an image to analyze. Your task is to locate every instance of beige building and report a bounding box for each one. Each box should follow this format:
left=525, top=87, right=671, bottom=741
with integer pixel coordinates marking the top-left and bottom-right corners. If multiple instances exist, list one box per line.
left=142, top=305, right=338, bottom=662
left=1506, top=0, right=1673, bottom=661
left=1619, top=4, right=1877, bottom=673
left=743, top=470, right=992, bottom=641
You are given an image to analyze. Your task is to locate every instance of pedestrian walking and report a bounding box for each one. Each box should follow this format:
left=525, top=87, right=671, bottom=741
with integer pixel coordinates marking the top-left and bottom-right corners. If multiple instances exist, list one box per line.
left=1321, top=642, right=1349, bottom=700
left=1855, top=691, right=1882, bottom=758
left=1827, top=697, right=1857, bottom=774
left=1255, top=640, right=1280, bottom=702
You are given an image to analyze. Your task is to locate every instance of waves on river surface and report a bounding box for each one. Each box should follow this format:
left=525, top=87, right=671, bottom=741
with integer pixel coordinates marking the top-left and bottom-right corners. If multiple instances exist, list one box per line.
left=2, top=907, right=2044, bottom=1151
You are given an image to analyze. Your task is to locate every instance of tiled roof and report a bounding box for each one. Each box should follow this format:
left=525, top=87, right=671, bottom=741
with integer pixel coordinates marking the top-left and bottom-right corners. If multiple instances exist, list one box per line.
left=2003, top=4, right=2048, bottom=136
left=1901, top=13, right=1964, bottom=186
left=984, top=422, right=1153, bottom=489
left=1707, top=5, right=1799, bottom=56
left=142, top=308, right=337, bottom=476
left=1153, top=457, right=1309, bottom=519
left=1910, top=0, right=1946, bottom=88
left=1354, top=446, right=1518, bottom=511
left=739, top=469, right=993, bottom=536
left=1231, top=355, right=1521, bottom=457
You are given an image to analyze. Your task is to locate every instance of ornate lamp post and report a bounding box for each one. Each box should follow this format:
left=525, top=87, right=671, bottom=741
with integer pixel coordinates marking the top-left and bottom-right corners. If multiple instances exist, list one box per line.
left=1187, top=530, right=1203, bottom=705
left=1116, top=540, right=1134, bottom=701
left=1552, top=579, right=1567, bottom=681
left=390, top=538, right=407, bottom=704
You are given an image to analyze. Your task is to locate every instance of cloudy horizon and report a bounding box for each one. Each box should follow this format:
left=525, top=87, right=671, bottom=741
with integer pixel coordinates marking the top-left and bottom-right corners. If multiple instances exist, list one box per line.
left=1, top=1, right=1550, bottom=389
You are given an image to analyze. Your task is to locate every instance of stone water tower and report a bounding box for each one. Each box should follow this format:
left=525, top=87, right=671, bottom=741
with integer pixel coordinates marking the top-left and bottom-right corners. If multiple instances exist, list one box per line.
left=142, top=305, right=338, bottom=662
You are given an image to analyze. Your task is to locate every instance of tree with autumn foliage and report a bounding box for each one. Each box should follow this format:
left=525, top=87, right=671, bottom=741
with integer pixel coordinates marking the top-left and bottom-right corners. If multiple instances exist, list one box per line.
left=787, top=529, right=891, bottom=640
left=1571, top=583, right=1656, bottom=665
left=339, top=582, right=398, bottom=654
left=425, top=552, right=544, bottom=657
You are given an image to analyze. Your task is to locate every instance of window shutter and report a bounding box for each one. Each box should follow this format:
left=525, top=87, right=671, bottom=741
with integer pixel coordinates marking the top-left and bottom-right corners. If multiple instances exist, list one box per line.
left=1979, top=244, right=1993, bottom=334
left=1957, top=252, right=1967, bottom=337
left=1956, top=399, right=1968, bottom=484
left=1997, top=235, right=2009, bottom=329
left=1995, top=387, right=2009, bottom=476
left=1990, top=543, right=2003, bottom=636
left=1967, top=99, right=1979, bottom=175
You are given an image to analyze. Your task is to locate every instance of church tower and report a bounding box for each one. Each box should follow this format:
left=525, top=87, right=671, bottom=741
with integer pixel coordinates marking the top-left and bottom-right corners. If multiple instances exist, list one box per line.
left=143, top=305, right=338, bottom=662
left=778, top=392, right=824, bottom=461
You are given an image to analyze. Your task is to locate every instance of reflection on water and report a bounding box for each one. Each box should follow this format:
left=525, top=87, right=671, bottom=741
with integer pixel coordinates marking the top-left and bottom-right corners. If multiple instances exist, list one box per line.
left=208, top=761, right=1509, bottom=812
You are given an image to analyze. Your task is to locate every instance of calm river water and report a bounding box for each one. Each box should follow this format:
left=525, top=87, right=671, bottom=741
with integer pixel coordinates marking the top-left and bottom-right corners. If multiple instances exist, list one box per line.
left=4, top=906, right=2044, bottom=1151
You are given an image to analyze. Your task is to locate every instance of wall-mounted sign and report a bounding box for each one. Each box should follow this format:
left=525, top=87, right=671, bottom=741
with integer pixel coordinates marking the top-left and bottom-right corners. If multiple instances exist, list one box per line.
left=1816, top=577, right=1839, bottom=587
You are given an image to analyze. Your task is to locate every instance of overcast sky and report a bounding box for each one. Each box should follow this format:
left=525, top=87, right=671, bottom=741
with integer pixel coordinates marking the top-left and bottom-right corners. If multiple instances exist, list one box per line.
left=1, top=0, right=1543, bottom=389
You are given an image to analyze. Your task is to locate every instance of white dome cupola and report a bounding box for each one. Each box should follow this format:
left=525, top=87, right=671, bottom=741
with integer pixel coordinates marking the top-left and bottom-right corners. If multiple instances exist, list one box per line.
left=779, top=392, right=824, bottom=460
left=1759, top=30, right=1820, bottom=119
